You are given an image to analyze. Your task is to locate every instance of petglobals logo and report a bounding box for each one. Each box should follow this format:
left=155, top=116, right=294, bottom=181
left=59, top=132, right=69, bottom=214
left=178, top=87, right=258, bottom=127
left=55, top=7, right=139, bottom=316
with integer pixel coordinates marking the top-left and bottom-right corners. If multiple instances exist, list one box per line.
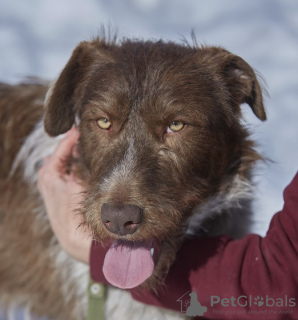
left=177, top=292, right=296, bottom=318
left=177, top=291, right=207, bottom=317
left=211, top=295, right=296, bottom=308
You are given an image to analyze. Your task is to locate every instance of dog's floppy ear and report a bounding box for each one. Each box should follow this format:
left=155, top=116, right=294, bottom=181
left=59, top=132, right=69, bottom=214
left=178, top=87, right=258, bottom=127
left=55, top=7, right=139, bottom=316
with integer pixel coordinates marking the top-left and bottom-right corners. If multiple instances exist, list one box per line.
left=44, top=40, right=112, bottom=136
left=206, top=47, right=266, bottom=121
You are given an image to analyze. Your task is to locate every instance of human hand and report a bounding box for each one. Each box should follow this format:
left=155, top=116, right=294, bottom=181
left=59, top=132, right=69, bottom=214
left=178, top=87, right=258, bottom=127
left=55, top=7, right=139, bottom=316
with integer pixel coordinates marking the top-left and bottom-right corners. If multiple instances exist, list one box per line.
left=37, top=127, right=91, bottom=264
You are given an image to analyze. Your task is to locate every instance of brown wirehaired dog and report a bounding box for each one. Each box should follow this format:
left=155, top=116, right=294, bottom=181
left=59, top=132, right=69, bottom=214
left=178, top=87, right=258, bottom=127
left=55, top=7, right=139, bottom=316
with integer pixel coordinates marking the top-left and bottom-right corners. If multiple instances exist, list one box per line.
left=0, top=35, right=266, bottom=319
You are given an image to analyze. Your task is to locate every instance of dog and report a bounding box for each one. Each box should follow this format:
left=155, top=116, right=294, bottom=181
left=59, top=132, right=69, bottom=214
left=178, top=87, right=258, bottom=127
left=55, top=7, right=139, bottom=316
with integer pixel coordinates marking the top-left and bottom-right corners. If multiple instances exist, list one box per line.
left=0, top=33, right=266, bottom=319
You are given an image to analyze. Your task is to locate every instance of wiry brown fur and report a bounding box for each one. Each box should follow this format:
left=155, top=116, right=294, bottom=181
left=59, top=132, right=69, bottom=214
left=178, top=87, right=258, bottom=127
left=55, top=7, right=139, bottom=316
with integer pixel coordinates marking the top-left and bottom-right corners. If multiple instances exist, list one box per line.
left=0, top=35, right=266, bottom=319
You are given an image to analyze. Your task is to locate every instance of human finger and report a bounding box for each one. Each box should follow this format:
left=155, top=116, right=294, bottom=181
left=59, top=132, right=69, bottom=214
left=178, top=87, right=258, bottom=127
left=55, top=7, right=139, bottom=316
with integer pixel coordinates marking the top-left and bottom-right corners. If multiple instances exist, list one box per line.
left=50, top=127, right=80, bottom=170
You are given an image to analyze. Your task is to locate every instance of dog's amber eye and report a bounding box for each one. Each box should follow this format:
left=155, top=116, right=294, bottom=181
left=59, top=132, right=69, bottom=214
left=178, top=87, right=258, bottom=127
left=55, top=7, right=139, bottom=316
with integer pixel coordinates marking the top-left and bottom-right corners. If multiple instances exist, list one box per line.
left=168, top=121, right=185, bottom=133
left=97, top=118, right=111, bottom=130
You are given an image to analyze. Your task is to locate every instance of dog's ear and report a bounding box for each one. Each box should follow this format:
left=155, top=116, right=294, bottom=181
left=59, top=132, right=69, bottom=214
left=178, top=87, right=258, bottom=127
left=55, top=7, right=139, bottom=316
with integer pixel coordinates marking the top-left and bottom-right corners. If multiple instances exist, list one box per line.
left=44, top=40, right=113, bottom=136
left=205, top=47, right=266, bottom=121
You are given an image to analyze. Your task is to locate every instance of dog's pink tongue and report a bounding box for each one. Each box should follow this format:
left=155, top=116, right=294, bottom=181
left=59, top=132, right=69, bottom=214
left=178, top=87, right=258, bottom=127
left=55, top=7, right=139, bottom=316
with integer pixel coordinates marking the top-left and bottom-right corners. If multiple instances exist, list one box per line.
left=103, top=240, right=154, bottom=289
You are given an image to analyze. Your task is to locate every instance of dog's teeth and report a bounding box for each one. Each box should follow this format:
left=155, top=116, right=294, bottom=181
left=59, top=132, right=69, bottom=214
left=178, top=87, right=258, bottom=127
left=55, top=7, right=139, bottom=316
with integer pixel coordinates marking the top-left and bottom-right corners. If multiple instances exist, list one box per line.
left=150, top=248, right=154, bottom=256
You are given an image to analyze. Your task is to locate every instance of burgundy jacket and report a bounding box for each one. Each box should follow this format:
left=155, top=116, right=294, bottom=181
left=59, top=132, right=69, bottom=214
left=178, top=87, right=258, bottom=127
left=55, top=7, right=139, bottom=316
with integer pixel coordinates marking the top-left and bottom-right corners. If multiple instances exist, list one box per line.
left=90, top=172, right=298, bottom=319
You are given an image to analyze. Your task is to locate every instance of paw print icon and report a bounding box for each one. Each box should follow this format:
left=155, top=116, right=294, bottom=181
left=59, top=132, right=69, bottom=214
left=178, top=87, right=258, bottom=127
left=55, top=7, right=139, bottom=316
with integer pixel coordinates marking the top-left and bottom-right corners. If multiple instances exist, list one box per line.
left=254, top=296, right=264, bottom=307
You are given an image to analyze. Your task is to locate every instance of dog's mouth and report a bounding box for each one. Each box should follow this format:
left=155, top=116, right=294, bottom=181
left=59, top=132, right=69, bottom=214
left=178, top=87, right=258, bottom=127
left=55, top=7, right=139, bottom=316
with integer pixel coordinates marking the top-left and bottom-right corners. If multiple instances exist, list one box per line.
left=102, top=239, right=161, bottom=289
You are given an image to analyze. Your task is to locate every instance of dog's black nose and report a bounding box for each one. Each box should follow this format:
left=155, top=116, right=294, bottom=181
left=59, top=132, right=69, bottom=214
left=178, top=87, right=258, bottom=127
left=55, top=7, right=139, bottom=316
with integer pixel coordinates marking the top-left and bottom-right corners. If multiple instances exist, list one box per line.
left=101, top=204, right=143, bottom=235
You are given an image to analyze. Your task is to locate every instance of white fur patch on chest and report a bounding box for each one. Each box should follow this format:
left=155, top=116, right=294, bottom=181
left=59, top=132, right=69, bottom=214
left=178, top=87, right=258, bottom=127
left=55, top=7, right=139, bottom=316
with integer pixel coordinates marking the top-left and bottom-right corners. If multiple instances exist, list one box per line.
left=105, top=287, right=183, bottom=320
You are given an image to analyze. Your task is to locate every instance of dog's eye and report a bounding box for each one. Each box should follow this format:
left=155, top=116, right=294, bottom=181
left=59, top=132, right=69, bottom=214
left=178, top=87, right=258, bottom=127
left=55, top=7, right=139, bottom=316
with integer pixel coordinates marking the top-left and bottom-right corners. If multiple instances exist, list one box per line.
left=97, top=118, right=111, bottom=130
left=167, top=121, right=185, bottom=133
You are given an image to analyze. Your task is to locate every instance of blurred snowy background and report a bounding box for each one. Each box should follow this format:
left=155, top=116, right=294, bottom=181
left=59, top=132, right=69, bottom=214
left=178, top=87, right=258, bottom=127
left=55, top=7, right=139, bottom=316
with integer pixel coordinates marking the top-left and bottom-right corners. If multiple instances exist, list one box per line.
left=0, top=0, right=297, bottom=235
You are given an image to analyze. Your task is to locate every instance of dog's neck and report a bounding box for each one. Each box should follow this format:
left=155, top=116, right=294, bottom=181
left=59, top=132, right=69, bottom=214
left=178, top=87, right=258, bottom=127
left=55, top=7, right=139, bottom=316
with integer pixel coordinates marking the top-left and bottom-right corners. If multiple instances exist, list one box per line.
left=11, top=119, right=63, bottom=184
left=187, top=172, right=254, bottom=238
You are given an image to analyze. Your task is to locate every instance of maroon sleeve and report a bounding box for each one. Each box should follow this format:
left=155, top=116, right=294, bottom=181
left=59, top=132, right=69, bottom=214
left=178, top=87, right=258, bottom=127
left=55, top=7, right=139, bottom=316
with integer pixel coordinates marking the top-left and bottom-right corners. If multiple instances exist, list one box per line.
left=90, top=172, right=298, bottom=319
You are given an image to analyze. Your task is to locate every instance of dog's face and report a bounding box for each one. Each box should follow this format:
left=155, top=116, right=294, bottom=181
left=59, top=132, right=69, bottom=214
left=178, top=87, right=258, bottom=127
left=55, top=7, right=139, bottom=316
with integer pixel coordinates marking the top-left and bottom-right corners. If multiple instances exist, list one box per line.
left=44, top=38, right=265, bottom=289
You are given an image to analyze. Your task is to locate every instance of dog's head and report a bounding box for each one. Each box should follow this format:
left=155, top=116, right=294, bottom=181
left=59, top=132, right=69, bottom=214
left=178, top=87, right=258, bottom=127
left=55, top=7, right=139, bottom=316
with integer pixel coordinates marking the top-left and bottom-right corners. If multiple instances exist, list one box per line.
left=44, top=37, right=266, bottom=289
